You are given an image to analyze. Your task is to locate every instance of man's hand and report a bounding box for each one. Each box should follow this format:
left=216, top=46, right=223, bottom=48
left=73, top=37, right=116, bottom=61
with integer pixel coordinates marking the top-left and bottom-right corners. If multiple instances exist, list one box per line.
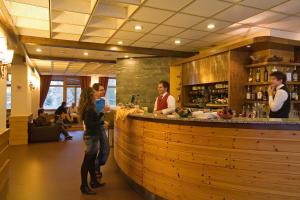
left=268, top=86, right=274, bottom=97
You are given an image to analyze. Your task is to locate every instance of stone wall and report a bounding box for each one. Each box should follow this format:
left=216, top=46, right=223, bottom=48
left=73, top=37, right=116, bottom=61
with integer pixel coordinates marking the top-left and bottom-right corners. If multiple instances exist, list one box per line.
left=116, top=57, right=177, bottom=112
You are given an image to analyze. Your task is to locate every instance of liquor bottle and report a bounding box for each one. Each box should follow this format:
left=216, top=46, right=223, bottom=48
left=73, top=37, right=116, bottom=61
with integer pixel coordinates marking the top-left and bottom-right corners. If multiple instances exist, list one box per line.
left=248, top=69, right=253, bottom=82
left=251, top=88, right=256, bottom=100
left=286, top=67, right=292, bottom=82
left=257, top=87, right=263, bottom=100
left=246, top=86, right=251, bottom=100
left=295, top=86, right=299, bottom=101
left=292, top=66, right=298, bottom=82
left=256, top=68, right=261, bottom=82
left=263, top=87, right=268, bottom=101
left=263, top=66, right=268, bottom=82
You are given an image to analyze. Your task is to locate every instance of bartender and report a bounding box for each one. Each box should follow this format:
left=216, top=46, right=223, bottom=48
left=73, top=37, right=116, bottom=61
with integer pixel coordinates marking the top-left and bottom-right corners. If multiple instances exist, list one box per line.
left=268, top=71, right=291, bottom=118
left=154, top=80, right=175, bottom=115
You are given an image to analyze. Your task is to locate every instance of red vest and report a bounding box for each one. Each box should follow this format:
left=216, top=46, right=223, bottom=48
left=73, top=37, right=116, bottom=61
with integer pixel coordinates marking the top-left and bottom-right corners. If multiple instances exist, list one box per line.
left=156, top=93, right=169, bottom=111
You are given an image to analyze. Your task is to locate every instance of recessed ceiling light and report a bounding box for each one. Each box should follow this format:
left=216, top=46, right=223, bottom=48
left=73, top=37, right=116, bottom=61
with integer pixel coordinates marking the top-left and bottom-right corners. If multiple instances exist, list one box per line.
left=134, top=25, right=142, bottom=31
left=36, top=48, right=42, bottom=52
left=207, top=24, right=215, bottom=29
left=174, top=39, right=181, bottom=45
left=246, top=45, right=251, bottom=48
left=124, top=55, right=129, bottom=58
left=84, top=52, right=88, bottom=56
left=117, top=41, right=123, bottom=45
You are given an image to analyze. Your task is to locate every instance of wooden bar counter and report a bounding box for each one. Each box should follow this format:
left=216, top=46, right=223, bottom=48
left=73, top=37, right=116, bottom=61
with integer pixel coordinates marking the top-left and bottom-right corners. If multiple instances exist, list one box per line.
left=114, top=113, right=300, bottom=200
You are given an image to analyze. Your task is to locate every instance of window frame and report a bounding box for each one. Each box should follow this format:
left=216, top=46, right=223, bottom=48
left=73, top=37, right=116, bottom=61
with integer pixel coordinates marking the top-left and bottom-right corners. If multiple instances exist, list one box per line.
left=106, top=78, right=116, bottom=107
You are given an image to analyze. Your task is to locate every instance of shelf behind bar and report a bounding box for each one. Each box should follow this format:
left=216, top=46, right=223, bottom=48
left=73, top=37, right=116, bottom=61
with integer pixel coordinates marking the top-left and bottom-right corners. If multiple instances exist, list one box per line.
left=245, top=62, right=300, bottom=68
left=245, top=100, right=300, bottom=104
left=245, top=81, right=300, bottom=86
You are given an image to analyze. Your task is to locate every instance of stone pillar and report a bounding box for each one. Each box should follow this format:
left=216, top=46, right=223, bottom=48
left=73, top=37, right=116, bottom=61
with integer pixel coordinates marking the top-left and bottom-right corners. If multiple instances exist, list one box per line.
left=9, top=54, right=32, bottom=145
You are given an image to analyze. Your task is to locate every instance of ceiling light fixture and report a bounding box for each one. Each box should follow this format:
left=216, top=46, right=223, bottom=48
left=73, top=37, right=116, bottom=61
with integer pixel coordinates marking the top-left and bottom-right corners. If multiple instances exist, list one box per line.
left=36, top=48, right=42, bottom=52
left=207, top=24, right=215, bottom=29
left=174, top=39, right=181, bottom=45
left=124, top=55, right=129, bottom=58
left=246, top=45, right=251, bottom=48
left=84, top=52, right=88, bottom=56
left=117, top=41, right=123, bottom=45
left=134, top=25, right=142, bottom=31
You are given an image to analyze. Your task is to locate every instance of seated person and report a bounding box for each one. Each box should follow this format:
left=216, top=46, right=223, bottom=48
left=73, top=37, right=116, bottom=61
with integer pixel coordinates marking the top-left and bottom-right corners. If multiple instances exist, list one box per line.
left=35, top=108, right=73, bottom=141
left=54, top=114, right=73, bottom=140
left=35, top=108, right=51, bottom=127
left=55, top=102, right=72, bottom=123
left=68, top=103, right=79, bottom=123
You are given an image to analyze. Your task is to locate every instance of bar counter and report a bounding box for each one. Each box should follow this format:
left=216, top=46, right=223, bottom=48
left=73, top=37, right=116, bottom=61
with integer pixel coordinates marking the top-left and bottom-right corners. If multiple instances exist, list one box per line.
left=114, top=113, right=300, bottom=200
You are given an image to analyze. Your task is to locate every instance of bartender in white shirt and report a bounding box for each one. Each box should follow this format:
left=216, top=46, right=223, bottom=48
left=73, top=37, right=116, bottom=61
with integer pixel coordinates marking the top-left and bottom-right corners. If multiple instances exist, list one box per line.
left=153, top=80, right=175, bottom=115
left=268, top=71, right=291, bottom=118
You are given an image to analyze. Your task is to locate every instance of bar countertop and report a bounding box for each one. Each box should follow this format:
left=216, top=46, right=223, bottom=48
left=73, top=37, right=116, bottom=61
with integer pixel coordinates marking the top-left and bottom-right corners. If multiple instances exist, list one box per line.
left=128, top=113, right=300, bottom=130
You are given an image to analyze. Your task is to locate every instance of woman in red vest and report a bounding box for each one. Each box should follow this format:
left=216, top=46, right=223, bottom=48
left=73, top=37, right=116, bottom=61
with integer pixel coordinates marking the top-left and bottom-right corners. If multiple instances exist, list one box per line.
left=153, top=80, right=175, bottom=115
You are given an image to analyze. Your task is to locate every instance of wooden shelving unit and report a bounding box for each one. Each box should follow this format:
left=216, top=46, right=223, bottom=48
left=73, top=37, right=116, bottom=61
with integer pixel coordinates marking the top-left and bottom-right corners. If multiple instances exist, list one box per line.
left=245, top=81, right=300, bottom=86
left=245, top=62, right=300, bottom=68
left=245, top=100, right=300, bottom=104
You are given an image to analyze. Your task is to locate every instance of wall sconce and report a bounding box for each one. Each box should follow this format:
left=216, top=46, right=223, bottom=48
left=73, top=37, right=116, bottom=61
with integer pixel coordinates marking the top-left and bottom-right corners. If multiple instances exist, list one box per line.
left=0, top=37, right=14, bottom=79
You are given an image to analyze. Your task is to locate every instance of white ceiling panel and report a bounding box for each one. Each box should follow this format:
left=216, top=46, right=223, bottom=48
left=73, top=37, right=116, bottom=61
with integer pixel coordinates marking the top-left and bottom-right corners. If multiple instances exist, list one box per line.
left=94, top=3, right=128, bottom=19
left=182, top=0, right=232, bottom=17
left=263, top=16, right=300, bottom=32
left=88, top=16, right=124, bottom=29
left=240, top=0, right=288, bottom=9
left=52, top=23, right=85, bottom=35
left=145, top=0, right=193, bottom=11
left=131, top=41, right=158, bottom=48
left=107, top=38, right=134, bottom=45
left=151, top=25, right=185, bottom=36
left=176, top=29, right=209, bottom=40
left=113, top=30, right=144, bottom=40
left=84, top=28, right=116, bottom=37
left=138, top=34, right=169, bottom=42
left=214, top=5, right=262, bottom=22
left=174, top=45, right=199, bottom=52
left=121, top=21, right=157, bottom=33
left=154, top=43, right=177, bottom=50
left=164, top=37, right=192, bottom=45
left=188, top=40, right=214, bottom=48
left=192, top=19, right=232, bottom=32
left=14, top=17, right=49, bottom=30
left=200, top=33, right=233, bottom=42
left=18, top=27, right=50, bottom=37
left=272, top=0, right=300, bottom=14
left=81, top=36, right=108, bottom=43
left=5, top=1, right=49, bottom=20
left=51, top=0, right=94, bottom=14
left=5, top=0, right=48, bottom=7
left=132, top=7, right=174, bottom=23
left=239, top=11, right=287, bottom=26
left=163, top=13, right=204, bottom=28
left=51, top=10, right=90, bottom=26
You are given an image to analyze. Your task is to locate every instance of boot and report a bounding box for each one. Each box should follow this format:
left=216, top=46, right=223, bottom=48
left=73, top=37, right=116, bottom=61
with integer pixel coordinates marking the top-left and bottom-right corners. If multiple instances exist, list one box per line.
left=80, top=185, right=96, bottom=195
left=90, top=180, right=106, bottom=188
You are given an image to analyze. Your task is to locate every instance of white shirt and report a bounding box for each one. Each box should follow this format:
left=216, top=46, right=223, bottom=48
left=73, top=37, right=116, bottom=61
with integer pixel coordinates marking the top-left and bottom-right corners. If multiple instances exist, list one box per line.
left=154, top=92, right=176, bottom=115
left=269, top=84, right=289, bottom=112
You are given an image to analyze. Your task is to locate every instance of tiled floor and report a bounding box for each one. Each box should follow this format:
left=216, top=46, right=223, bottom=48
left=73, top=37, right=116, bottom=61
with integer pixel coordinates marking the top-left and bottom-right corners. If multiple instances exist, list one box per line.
left=7, top=131, right=144, bottom=200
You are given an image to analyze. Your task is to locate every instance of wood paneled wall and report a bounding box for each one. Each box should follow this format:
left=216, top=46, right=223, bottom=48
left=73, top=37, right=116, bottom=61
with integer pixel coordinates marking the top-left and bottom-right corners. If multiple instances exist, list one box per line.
left=0, top=129, right=9, bottom=200
left=115, top=118, right=300, bottom=200
left=10, top=115, right=31, bottom=145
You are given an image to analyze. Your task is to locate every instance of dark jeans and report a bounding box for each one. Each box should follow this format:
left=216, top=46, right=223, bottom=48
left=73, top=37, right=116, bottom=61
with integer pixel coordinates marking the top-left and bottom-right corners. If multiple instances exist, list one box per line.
left=55, top=122, right=70, bottom=138
left=95, top=125, right=110, bottom=172
left=81, top=135, right=99, bottom=186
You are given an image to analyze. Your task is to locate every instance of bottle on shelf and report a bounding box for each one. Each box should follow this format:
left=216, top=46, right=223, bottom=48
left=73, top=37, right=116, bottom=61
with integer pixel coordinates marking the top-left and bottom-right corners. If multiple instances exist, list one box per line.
left=257, top=87, right=263, bottom=100
left=263, top=66, right=268, bottom=82
left=292, top=66, right=298, bottom=82
left=256, top=68, right=261, bottom=82
left=286, top=67, right=292, bottom=82
left=248, top=69, right=253, bottom=82
left=292, top=85, right=299, bottom=101
left=246, top=86, right=251, bottom=100
left=251, top=88, right=256, bottom=100
left=263, top=87, right=268, bottom=101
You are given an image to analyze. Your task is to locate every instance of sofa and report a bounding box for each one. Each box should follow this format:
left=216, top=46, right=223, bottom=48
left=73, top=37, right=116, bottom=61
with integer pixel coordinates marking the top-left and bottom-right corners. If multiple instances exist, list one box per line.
left=28, top=123, right=61, bottom=143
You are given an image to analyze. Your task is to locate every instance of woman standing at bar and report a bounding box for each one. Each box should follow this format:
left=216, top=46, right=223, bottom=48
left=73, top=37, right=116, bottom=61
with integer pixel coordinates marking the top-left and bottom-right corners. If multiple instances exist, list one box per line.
left=78, top=87, right=105, bottom=195
left=268, top=71, right=291, bottom=118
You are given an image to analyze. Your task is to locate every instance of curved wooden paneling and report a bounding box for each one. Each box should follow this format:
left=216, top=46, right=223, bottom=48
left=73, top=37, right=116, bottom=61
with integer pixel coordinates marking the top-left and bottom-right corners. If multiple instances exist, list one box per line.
left=0, top=129, right=9, bottom=200
left=114, top=117, right=300, bottom=200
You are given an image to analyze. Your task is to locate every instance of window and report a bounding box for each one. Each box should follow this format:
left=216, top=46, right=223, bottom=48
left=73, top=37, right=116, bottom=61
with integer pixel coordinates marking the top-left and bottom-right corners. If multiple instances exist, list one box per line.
left=43, top=78, right=81, bottom=110
left=106, top=78, right=116, bottom=107
left=6, top=74, right=11, bottom=109
left=43, top=81, right=64, bottom=109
